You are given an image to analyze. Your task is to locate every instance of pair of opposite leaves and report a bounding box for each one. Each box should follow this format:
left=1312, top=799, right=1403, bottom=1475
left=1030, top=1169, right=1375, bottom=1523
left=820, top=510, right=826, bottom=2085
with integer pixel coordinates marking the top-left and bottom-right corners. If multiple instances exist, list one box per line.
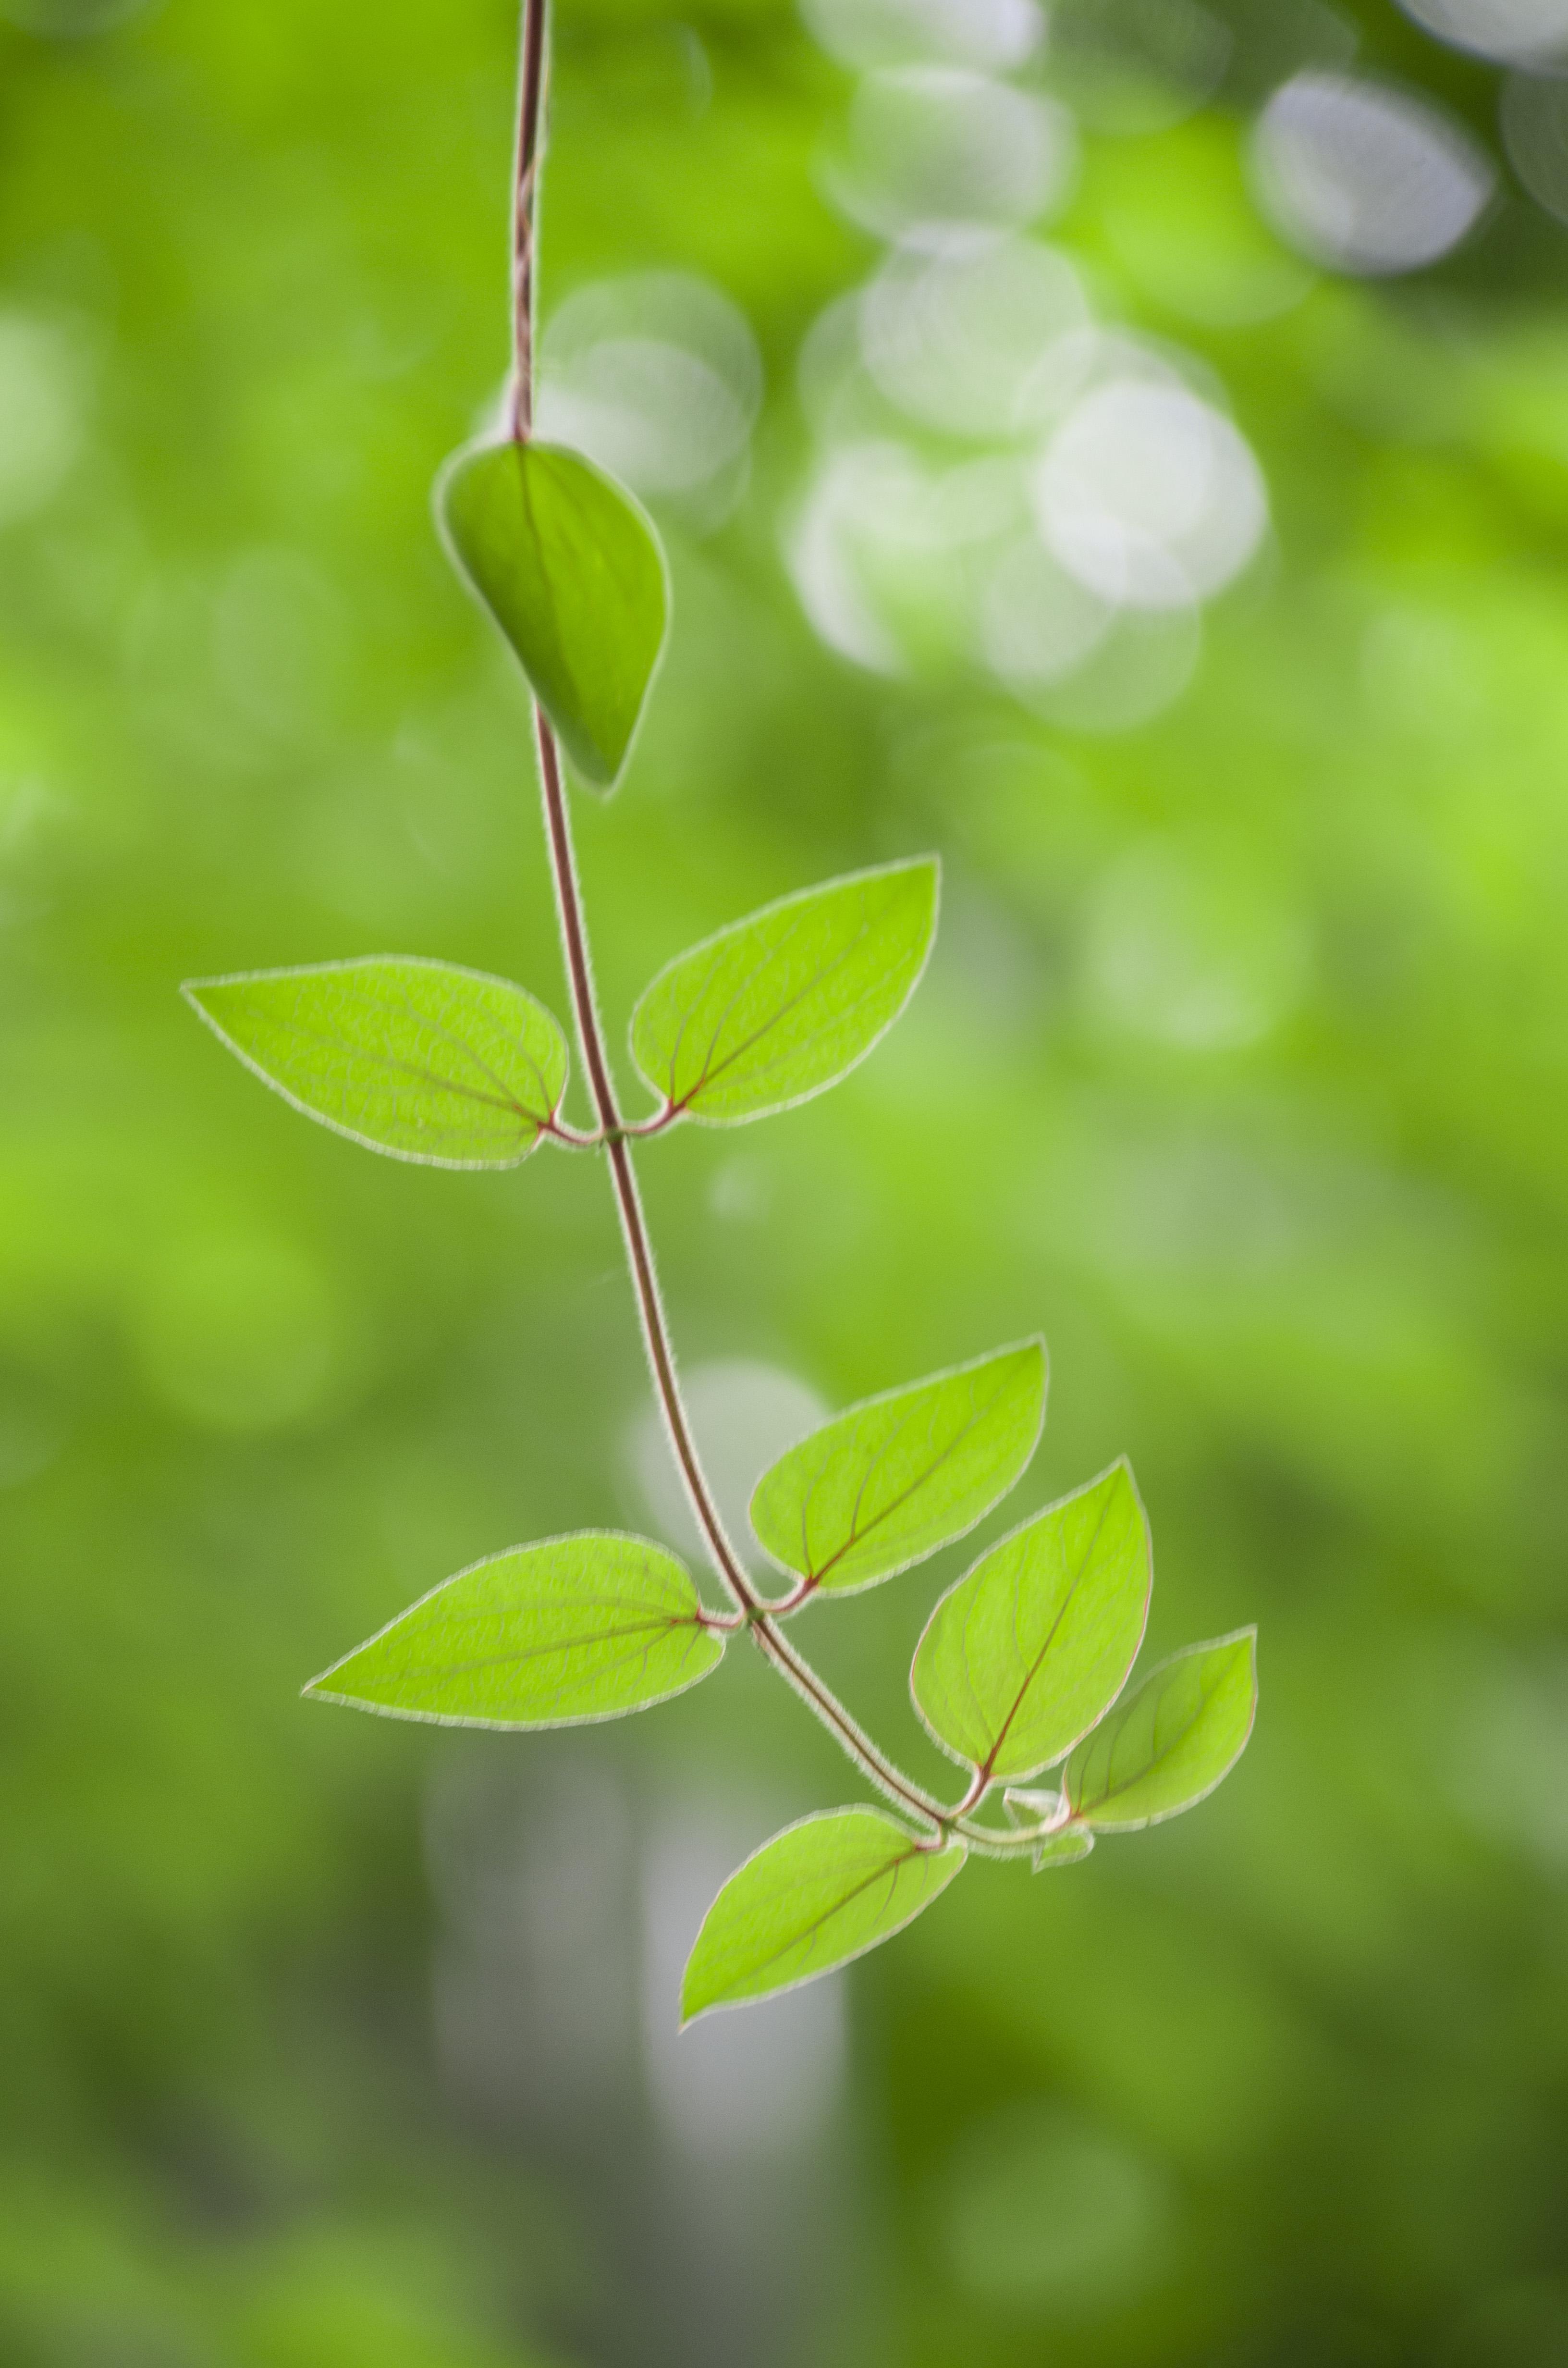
left=300, top=1337, right=1254, bottom=2021
left=188, top=436, right=941, bottom=1156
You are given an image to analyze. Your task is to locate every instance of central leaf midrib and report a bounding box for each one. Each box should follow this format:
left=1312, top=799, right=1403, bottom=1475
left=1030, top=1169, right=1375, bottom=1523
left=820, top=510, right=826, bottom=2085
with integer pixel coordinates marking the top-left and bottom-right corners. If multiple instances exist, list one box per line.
left=809, top=1371, right=1020, bottom=1585
left=366, top=1608, right=706, bottom=1685
left=264, top=998, right=554, bottom=1128
left=979, top=1487, right=1120, bottom=1776
left=733, top=1840, right=936, bottom=1987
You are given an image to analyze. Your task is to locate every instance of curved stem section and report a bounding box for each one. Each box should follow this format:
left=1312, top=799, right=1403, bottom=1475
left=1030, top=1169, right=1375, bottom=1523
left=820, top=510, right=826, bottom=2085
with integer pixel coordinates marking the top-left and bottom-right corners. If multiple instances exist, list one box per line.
left=512, top=0, right=956, bottom=1841
left=535, top=720, right=947, bottom=1830
left=953, top=1818, right=1043, bottom=1859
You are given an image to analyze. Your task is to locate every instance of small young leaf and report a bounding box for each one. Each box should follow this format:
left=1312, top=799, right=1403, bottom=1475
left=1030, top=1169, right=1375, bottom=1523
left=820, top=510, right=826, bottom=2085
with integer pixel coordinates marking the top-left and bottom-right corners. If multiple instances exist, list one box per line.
left=681, top=1807, right=966, bottom=2021
left=630, top=858, right=938, bottom=1124
left=184, top=957, right=569, bottom=1168
left=1065, top=1630, right=1257, bottom=1831
left=303, top=1531, right=724, bottom=1727
left=1030, top=1826, right=1094, bottom=1874
left=751, top=1339, right=1047, bottom=1599
left=438, top=438, right=668, bottom=789
left=911, top=1460, right=1151, bottom=1783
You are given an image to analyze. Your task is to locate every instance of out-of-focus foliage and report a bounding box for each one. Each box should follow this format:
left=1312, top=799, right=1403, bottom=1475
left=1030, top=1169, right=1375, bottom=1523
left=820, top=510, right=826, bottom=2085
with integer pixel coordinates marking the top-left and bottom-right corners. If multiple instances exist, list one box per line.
left=1, top=0, right=1567, bottom=2362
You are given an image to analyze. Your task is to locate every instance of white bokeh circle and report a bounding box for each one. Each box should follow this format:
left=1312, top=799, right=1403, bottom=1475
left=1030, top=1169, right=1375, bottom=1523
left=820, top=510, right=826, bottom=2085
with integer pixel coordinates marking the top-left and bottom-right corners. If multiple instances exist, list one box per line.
left=1251, top=71, right=1495, bottom=277
left=858, top=238, right=1090, bottom=438
left=1031, top=381, right=1268, bottom=609
left=1396, top=0, right=1568, bottom=62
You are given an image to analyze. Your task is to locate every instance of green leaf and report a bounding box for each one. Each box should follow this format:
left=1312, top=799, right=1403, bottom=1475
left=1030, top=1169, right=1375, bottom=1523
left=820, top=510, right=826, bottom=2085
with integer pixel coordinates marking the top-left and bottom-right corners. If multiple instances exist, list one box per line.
left=911, top=1460, right=1151, bottom=1784
left=437, top=438, right=668, bottom=790
left=183, top=957, right=569, bottom=1168
left=1065, top=1629, right=1257, bottom=1831
left=630, top=858, right=939, bottom=1124
left=750, top=1339, right=1046, bottom=1599
left=681, top=1807, right=966, bottom=2021
left=303, top=1531, right=724, bottom=1727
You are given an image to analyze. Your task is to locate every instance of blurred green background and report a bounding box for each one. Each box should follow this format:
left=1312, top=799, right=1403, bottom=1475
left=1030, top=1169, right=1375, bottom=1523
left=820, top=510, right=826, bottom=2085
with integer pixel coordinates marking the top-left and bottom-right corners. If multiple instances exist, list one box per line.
left=3, top=0, right=1567, bottom=2360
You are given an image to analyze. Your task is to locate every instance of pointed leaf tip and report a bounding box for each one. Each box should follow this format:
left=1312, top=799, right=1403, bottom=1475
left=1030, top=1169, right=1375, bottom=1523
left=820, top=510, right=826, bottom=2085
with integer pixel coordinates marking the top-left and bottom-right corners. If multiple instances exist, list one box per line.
left=680, top=1807, right=966, bottom=2020
left=912, top=1459, right=1152, bottom=1784
left=305, top=1531, right=724, bottom=1728
left=631, top=857, right=939, bottom=1126
left=751, top=1338, right=1047, bottom=1597
left=1065, top=1628, right=1257, bottom=1831
left=438, top=438, right=668, bottom=790
left=184, top=957, right=569, bottom=1168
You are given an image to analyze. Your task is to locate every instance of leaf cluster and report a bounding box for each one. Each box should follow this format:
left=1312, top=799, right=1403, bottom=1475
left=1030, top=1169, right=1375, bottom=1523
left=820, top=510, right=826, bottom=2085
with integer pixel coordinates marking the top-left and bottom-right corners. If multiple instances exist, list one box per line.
left=187, top=308, right=1256, bottom=2019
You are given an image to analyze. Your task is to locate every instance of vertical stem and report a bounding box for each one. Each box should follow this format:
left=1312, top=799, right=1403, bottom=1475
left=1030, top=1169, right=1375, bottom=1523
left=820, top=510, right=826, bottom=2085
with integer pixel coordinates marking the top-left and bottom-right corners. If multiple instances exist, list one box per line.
left=509, top=0, right=950, bottom=1836
left=534, top=714, right=757, bottom=1611
left=510, top=0, right=549, bottom=442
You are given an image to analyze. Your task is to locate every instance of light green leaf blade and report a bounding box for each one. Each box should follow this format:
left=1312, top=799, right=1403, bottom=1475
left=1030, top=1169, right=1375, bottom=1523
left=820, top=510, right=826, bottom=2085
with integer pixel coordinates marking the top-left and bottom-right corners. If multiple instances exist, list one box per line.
left=630, top=858, right=939, bottom=1124
left=437, top=438, right=668, bottom=790
left=750, top=1339, right=1047, bottom=1598
left=911, top=1460, right=1151, bottom=1783
left=1065, top=1629, right=1258, bottom=1831
left=681, top=1807, right=966, bottom=2021
left=303, top=1531, right=724, bottom=1727
left=183, top=957, right=569, bottom=1168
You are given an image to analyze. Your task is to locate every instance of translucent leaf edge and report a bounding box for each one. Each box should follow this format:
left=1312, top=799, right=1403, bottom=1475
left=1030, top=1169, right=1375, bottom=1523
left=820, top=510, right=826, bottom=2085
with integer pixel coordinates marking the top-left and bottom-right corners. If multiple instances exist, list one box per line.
left=433, top=435, right=672, bottom=794
left=1066, top=1625, right=1258, bottom=1833
left=300, top=1527, right=725, bottom=1730
left=181, top=954, right=570, bottom=1171
left=748, top=1333, right=1050, bottom=1596
left=627, top=854, right=942, bottom=1128
left=908, top=1454, right=1153, bottom=1783
left=678, top=1804, right=967, bottom=2025
left=1032, top=1826, right=1095, bottom=1874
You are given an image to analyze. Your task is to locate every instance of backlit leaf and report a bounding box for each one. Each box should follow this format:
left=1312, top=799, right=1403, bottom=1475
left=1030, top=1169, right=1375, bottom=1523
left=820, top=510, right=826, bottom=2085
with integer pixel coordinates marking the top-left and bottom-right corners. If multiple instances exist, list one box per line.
left=184, top=957, right=569, bottom=1167
left=630, top=859, right=938, bottom=1124
left=1065, top=1630, right=1257, bottom=1830
left=438, top=438, right=667, bottom=789
left=680, top=1807, right=966, bottom=2021
left=303, top=1531, right=724, bottom=1727
left=911, top=1460, right=1151, bottom=1783
left=751, top=1339, right=1046, bottom=1598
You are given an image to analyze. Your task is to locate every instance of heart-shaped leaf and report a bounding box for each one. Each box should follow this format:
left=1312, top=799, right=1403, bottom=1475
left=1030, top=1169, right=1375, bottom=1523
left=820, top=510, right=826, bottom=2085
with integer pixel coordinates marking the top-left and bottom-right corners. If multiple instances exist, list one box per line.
left=1065, top=1630, right=1257, bottom=1830
left=303, top=1531, right=725, bottom=1727
left=681, top=1806, right=966, bottom=2021
left=751, top=1339, right=1046, bottom=1599
left=631, top=858, right=938, bottom=1124
left=911, top=1460, right=1151, bottom=1784
left=184, top=957, right=569, bottom=1167
left=438, top=438, right=668, bottom=790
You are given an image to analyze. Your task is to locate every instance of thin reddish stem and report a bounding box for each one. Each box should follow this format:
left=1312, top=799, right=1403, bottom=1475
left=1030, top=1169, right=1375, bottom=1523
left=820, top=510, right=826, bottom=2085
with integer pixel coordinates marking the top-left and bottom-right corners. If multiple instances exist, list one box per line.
left=512, top=0, right=958, bottom=1838
left=509, top=0, right=549, bottom=442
